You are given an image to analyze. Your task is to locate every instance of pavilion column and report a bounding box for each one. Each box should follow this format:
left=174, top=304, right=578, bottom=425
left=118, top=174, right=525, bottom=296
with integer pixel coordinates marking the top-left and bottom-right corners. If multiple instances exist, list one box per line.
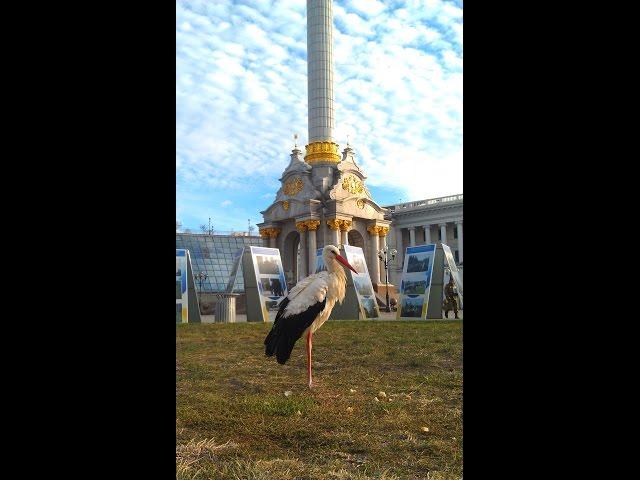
left=259, top=228, right=280, bottom=249
left=395, top=226, right=403, bottom=258
left=439, top=223, right=448, bottom=245
left=305, top=220, right=320, bottom=275
left=339, top=220, right=352, bottom=246
left=409, top=226, right=416, bottom=246
left=424, top=224, right=432, bottom=244
left=455, top=220, right=463, bottom=263
left=326, top=219, right=341, bottom=247
left=367, top=226, right=381, bottom=284
left=296, top=222, right=308, bottom=279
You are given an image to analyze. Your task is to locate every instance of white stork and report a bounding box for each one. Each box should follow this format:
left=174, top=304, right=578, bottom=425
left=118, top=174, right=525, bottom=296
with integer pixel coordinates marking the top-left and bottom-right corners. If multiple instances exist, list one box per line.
left=264, top=244, right=358, bottom=388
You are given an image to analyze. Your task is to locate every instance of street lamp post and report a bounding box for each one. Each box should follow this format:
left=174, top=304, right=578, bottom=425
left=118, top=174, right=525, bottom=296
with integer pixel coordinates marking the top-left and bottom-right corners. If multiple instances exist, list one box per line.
left=377, top=246, right=397, bottom=312
left=195, top=272, right=208, bottom=295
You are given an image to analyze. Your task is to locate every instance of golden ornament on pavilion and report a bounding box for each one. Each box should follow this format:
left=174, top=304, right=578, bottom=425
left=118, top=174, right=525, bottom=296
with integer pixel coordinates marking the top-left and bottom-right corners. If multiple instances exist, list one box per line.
left=283, top=177, right=303, bottom=196
left=342, top=175, right=364, bottom=195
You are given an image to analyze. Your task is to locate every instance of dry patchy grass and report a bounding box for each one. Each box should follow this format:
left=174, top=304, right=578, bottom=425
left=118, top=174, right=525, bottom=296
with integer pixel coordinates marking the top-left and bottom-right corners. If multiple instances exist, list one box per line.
left=176, top=320, right=462, bottom=479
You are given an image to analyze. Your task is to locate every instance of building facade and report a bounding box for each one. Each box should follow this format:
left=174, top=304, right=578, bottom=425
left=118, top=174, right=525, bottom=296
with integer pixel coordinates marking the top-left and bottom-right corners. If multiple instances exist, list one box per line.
left=383, top=194, right=463, bottom=286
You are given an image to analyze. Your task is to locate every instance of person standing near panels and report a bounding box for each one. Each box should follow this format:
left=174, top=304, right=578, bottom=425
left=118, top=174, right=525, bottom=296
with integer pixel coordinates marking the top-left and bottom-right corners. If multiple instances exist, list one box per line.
left=443, top=277, right=459, bottom=319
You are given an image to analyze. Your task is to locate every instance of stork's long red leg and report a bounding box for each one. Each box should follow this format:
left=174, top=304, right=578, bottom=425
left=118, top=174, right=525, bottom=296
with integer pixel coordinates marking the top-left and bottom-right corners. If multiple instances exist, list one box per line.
left=306, top=330, right=313, bottom=388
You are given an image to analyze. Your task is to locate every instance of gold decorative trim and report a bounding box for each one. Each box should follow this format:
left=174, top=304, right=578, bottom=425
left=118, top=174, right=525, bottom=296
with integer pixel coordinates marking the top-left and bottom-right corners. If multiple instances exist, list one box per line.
left=338, top=220, right=352, bottom=232
left=356, top=199, right=365, bottom=209
left=327, top=219, right=352, bottom=232
left=327, top=219, right=341, bottom=231
left=304, top=220, right=320, bottom=231
left=259, top=227, right=281, bottom=239
left=304, top=141, right=341, bottom=164
left=367, top=225, right=389, bottom=236
left=342, top=175, right=364, bottom=194
left=295, top=221, right=307, bottom=232
left=283, top=177, right=303, bottom=196
left=282, top=200, right=289, bottom=211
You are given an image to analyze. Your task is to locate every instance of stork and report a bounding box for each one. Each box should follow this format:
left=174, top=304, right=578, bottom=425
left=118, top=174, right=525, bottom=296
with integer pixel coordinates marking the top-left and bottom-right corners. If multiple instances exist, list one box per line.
left=264, top=244, right=358, bottom=388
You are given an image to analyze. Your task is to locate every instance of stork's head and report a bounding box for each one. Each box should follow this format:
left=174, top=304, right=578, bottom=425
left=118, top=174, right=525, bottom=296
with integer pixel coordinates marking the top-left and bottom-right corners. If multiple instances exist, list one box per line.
left=322, top=245, right=358, bottom=274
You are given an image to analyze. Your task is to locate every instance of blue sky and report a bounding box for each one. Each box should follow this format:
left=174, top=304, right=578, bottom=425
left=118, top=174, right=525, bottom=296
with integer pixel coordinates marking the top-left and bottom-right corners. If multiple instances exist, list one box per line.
left=176, top=0, right=462, bottom=232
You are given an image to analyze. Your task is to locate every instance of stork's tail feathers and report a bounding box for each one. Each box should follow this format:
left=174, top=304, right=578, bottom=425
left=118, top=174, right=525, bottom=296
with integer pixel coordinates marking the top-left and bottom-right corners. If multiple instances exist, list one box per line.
left=264, top=296, right=326, bottom=365
left=264, top=324, right=296, bottom=365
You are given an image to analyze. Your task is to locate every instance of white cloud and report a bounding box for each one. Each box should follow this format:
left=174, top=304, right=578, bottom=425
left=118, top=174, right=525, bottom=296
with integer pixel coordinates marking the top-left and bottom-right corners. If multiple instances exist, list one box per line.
left=221, top=200, right=233, bottom=207
left=177, top=0, right=463, bottom=228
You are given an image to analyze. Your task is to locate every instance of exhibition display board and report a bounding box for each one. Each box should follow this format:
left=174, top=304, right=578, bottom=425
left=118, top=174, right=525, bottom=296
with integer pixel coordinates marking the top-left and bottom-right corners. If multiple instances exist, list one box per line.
left=244, top=246, right=288, bottom=322
left=313, top=246, right=372, bottom=320
left=343, top=245, right=380, bottom=319
left=396, top=244, right=436, bottom=319
left=176, top=249, right=201, bottom=323
left=225, top=247, right=244, bottom=293
left=441, top=243, right=463, bottom=300
left=396, top=243, right=462, bottom=320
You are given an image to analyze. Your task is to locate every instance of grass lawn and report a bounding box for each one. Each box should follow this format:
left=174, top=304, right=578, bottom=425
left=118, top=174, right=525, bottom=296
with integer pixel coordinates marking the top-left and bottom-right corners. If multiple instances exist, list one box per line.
left=176, top=320, right=462, bottom=480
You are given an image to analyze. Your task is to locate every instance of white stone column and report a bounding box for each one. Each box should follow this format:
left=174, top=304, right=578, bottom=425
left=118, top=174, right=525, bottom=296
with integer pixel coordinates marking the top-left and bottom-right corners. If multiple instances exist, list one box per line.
left=455, top=220, right=463, bottom=263
left=307, top=222, right=319, bottom=275
left=297, top=223, right=308, bottom=279
left=260, top=228, right=281, bottom=249
left=392, top=227, right=403, bottom=286
left=424, top=225, right=432, bottom=244
left=339, top=220, right=351, bottom=246
left=368, top=226, right=380, bottom=284
left=409, top=226, right=416, bottom=246
left=327, top=219, right=341, bottom=247
left=439, top=223, right=447, bottom=244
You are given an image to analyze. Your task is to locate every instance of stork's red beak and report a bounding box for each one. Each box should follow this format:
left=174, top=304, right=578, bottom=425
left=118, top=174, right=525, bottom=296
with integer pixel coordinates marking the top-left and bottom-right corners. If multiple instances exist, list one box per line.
left=335, top=254, right=358, bottom=274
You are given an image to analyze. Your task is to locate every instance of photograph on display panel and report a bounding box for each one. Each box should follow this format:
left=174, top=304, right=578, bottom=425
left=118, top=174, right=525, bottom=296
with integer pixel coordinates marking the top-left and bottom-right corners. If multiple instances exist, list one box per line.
left=176, top=249, right=188, bottom=323
left=249, top=246, right=289, bottom=321
left=343, top=245, right=380, bottom=319
left=397, top=244, right=435, bottom=320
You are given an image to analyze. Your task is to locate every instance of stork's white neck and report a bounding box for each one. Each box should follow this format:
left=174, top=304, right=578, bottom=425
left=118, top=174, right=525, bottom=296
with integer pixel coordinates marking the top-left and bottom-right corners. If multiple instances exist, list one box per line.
left=323, top=254, right=347, bottom=305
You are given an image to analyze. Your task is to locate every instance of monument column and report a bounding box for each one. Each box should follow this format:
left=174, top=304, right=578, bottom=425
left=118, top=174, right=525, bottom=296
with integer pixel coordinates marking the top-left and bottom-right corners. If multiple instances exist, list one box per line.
left=304, top=0, right=340, bottom=167
left=455, top=220, right=463, bottom=263
left=306, top=220, right=320, bottom=275
left=408, top=226, right=416, bottom=246
left=367, top=226, right=381, bottom=284
left=326, top=219, right=341, bottom=247
left=439, top=223, right=447, bottom=244
left=296, top=222, right=308, bottom=279
left=424, top=224, right=432, bottom=244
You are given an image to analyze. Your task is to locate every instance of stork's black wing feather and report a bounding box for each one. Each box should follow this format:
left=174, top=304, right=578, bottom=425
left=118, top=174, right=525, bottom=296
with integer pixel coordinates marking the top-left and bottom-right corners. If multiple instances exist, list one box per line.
left=264, top=296, right=326, bottom=365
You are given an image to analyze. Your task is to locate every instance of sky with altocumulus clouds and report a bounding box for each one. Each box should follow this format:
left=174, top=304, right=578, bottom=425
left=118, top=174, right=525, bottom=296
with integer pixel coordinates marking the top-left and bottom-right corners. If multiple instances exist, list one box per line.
left=176, top=0, right=462, bottom=232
